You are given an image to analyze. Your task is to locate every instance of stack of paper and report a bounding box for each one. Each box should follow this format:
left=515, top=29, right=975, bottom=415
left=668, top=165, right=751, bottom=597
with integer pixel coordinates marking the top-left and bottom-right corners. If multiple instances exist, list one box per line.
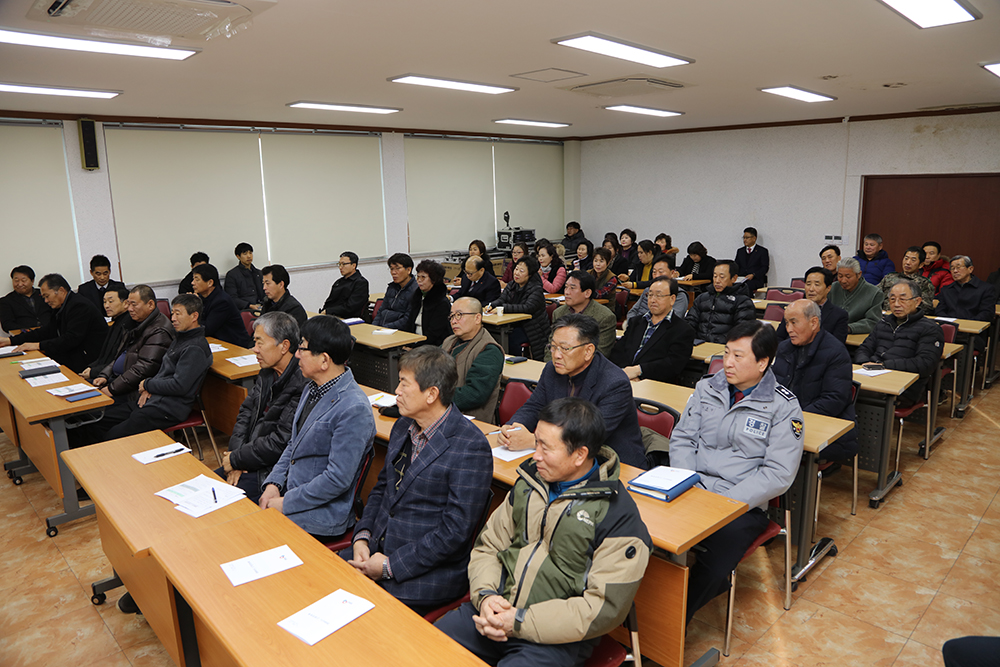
left=226, top=354, right=258, bottom=367
left=156, top=474, right=246, bottom=517
left=20, top=358, right=59, bottom=370
left=131, top=442, right=192, bottom=464
left=278, top=589, right=374, bottom=645
left=854, top=368, right=891, bottom=377
left=27, top=373, right=69, bottom=387
left=209, top=343, right=228, bottom=353
left=367, top=392, right=396, bottom=408
left=47, top=383, right=98, bottom=397
left=491, top=445, right=533, bottom=462
left=371, top=328, right=397, bottom=335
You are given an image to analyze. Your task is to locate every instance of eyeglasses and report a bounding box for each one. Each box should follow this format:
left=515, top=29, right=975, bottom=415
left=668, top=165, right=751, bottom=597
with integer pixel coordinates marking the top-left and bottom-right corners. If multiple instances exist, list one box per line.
left=888, top=296, right=918, bottom=304
left=337, top=261, right=353, bottom=267
left=449, top=312, right=477, bottom=322
left=647, top=291, right=673, bottom=299
left=548, top=342, right=589, bottom=355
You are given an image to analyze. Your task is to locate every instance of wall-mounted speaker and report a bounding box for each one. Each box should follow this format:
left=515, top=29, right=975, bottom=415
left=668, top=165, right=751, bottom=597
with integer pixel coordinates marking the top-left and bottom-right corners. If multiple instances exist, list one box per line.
left=78, top=119, right=99, bottom=170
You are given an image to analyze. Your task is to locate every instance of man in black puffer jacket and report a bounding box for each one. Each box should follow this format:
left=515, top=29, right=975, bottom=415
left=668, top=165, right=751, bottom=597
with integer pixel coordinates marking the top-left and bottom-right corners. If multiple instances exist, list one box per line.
left=218, top=312, right=307, bottom=503
left=773, top=300, right=858, bottom=461
left=855, top=281, right=943, bottom=407
left=686, top=260, right=756, bottom=343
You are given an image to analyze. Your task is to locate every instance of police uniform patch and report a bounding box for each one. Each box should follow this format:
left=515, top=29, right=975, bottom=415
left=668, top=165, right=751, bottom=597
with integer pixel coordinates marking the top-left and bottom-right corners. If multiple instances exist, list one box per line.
left=790, top=419, right=804, bottom=439
left=744, top=417, right=770, bottom=438
left=775, top=385, right=796, bottom=401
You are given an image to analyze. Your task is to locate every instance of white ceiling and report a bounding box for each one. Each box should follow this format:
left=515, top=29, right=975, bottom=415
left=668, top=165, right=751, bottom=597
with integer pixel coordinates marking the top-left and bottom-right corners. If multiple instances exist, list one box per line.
left=1, top=0, right=999, bottom=139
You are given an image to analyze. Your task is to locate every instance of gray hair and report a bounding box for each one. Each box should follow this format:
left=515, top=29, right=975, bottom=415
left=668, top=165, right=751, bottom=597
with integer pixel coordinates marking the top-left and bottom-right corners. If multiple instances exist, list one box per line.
left=951, top=255, right=973, bottom=269
left=837, top=257, right=861, bottom=274
left=891, top=279, right=921, bottom=300
left=792, top=298, right=822, bottom=323
left=252, top=311, right=299, bottom=351
left=454, top=296, right=483, bottom=315
left=399, top=346, right=458, bottom=407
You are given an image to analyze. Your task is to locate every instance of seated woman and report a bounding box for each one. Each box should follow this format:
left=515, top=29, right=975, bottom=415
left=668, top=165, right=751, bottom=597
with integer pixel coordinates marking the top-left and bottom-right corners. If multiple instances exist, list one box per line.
left=588, top=247, right=619, bottom=301
left=406, top=259, right=451, bottom=346
left=619, top=228, right=639, bottom=270
left=451, top=239, right=495, bottom=286
left=655, top=233, right=680, bottom=258
left=572, top=239, right=594, bottom=273
left=486, top=256, right=550, bottom=360
left=499, top=242, right=528, bottom=289
left=603, top=236, right=631, bottom=276
left=536, top=243, right=567, bottom=293
left=678, top=241, right=717, bottom=282
left=619, top=239, right=657, bottom=289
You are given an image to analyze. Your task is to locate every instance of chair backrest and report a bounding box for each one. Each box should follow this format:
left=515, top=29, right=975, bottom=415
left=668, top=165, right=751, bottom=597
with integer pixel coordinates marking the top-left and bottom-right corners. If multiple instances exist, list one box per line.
left=351, top=449, right=376, bottom=520
left=765, top=288, right=803, bottom=303
left=156, top=298, right=170, bottom=318
left=850, top=379, right=861, bottom=406
left=635, top=398, right=679, bottom=439
left=240, top=311, right=255, bottom=336
left=763, top=303, right=787, bottom=322
left=708, top=354, right=724, bottom=375
left=938, top=321, right=957, bottom=344
left=545, top=302, right=559, bottom=324
left=371, top=298, right=383, bottom=321
left=790, top=278, right=806, bottom=289
left=498, top=380, right=534, bottom=425
left=615, top=289, right=629, bottom=325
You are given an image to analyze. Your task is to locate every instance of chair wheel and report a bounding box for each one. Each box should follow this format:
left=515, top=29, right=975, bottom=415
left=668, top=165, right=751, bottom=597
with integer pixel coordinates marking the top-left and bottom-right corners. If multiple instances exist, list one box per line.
left=869, top=498, right=881, bottom=509
left=791, top=581, right=799, bottom=592
left=829, top=545, right=838, bottom=557
left=12, top=476, right=22, bottom=485
left=92, top=593, right=106, bottom=605
left=6, top=469, right=12, bottom=479
left=46, top=526, right=58, bottom=537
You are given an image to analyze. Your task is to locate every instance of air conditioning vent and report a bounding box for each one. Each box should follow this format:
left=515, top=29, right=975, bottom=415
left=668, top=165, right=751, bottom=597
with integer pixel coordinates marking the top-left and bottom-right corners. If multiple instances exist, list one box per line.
left=562, top=76, right=685, bottom=98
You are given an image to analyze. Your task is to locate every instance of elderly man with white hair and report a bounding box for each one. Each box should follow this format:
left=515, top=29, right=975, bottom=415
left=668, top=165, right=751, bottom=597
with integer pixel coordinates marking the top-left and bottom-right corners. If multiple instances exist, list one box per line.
left=828, top=257, right=884, bottom=335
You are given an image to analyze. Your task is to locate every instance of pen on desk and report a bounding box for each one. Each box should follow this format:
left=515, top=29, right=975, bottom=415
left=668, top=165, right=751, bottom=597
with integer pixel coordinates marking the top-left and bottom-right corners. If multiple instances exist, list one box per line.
left=212, top=488, right=218, bottom=503
left=486, top=427, right=522, bottom=436
left=153, top=448, right=186, bottom=458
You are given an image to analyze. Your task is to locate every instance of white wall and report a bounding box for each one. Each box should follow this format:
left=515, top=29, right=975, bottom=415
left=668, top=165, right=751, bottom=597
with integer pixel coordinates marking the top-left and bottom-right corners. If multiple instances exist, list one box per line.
left=580, top=111, right=1000, bottom=286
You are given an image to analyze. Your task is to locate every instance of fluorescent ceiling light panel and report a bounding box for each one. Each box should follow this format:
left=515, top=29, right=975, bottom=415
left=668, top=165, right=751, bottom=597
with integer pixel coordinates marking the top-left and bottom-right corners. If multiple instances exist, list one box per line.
left=0, top=82, right=119, bottom=99
left=605, top=105, right=682, bottom=117
left=761, top=86, right=836, bottom=102
left=494, top=119, right=570, bottom=128
left=0, top=28, right=197, bottom=60
left=390, top=75, right=515, bottom=95
left=554, top=33, right=691, bottom=68
left=288, top=101, right=400, bottom=114
left=984, top=62, right=1000, bottom=79
left=876, top=0, right=978, bottom=28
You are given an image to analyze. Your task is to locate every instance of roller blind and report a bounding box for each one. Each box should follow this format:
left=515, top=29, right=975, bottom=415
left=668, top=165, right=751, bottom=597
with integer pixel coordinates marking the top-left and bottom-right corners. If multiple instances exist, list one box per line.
left=260, top=133, right=386, bottom=266
left=0, top=124, right=80, bottom=284
left=104, top=128, right=267, bottom=284
left=404, top=138, right=495, bottom=253
left=493, top=142, right=564, bottom=237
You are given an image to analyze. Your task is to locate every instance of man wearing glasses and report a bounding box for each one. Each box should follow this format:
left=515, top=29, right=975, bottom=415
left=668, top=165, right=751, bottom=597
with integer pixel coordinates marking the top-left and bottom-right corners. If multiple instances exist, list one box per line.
left=454, top=256, right=501, bottom=305
left=855, top=281, right=944, bottom=408
left=611, top=276, right=694, bottom=385
left=498, top=313, right=647, bottom=468
left=320, top=251, right=370, bottom=320
left=441, top=297, right=504, bottom=422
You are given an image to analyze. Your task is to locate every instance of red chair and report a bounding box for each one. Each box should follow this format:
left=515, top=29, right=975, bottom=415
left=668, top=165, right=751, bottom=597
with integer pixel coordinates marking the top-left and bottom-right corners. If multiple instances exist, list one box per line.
left=790, top=278, right=806, bottom=289
left=163, top=393, right=220, bottom=463
left=584, top=603, right=641, bottom=667
left=240, top=311, right=255, bottom=337
left=763, top=303, right=786, bottom=322
left=893, top=382, right=933, bottom=472
left=498, top=380, right=534, bottom=425
left=814, top=381, right=861, bottom=541
left=156, top=298, right=170, bottom=318
left=370, top=298, right=383, bottom=322
left=707, top=354, right=724, bottom=376
left=615, top=290, right=629, bottom=326
left=322, top=449, right=377, bottom=553
left=545, top=302, right=559, bottom=324
left=939, top=322, right=958, bottom=420
left=634, top=399, right=678, bottom=439
left=765, top=288, right=803, bottom=303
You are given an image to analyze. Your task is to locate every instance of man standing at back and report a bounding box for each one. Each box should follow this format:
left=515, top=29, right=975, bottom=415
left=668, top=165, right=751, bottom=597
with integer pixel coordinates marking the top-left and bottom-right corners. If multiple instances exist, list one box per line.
left=192, top=263, right=252, bottom=348
left=225, top=242, right=265, bottom=312
left=442, top=297, right=504, bottom=422
left=77, top=254, right=126, bottom=313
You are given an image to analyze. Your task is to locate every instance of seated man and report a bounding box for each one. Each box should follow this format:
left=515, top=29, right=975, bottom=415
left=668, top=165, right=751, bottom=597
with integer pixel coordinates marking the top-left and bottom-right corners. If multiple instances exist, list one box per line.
left=625, top=253, right=689, bottom=327
left=92, top=284, right=174, bottom=399
left=829, top=258, right=883, bottom=335
left=436, top=397, right=651, bottom=666
left=499, top=313, right=646, bottom=468
left=77, top=254, right=125, bottom=312
left=855, top=281, right=944, bottom=407
left=260, top=264, right=307, bottom=325
left=224, top=242, right=265, bottom=312
left=937, top=255, right=996, bottom=352
left=685, top=260, right=756, bottom=343
left=442, top=297, right=504, bottom=422
left=611, top=276, right=695, bottom=384
left=734, top=226, right=769, bottom=293
left=1, top=273, right=106, bottom=373
left=0, top=265, right=52, bottom=332
left=347, top=346, right=493, bottom=613
left=920, top=241, right=954, bottom=294
left=819, top=244, right=841, bottom=274
left=260, top=316, right=376, bottom=539
left=773, top=300, right=858, bottom=462
left=855, top=233, right=895, bottom=284
left=321, top=251, right=369, bottom=319
left=560, top=220, right=588, bottom=255
left=876, top=246, right=935, bottom=313
left=220, top=312, right=307, bottom=503
left=545, top=271, right=616, bottom=359
left=81, top=286, right=135, bottom=381
left=178, top=251, right=209, bottom=295
left=777, top=266, right=849, bottom=345
left=373, top=253, right=418, bottom=329
left=669, top=320, right=804, bottom=623
left=455, top=256, right=502, bottom=305
left=192, top=263, right=252, bottom=348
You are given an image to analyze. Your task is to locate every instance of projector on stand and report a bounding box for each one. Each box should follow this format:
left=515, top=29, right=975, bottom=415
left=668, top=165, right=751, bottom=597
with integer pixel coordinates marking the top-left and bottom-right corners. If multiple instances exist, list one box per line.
left=497, top=211, right=535, bottom=252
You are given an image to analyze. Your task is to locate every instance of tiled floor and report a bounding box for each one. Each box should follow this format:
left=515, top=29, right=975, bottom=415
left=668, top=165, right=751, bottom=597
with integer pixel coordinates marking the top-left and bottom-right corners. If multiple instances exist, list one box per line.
left=1, top=386, right=999, bottom=666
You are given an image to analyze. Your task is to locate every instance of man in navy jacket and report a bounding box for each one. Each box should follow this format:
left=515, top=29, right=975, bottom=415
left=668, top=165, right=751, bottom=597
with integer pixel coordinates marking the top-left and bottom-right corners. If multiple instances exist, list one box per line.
left=192, top=263, right=252, bottom=348
left=347, top=346, right=493, bottom=613
left=734, top=227, right=769, bottom=293
left=777, top=267, right=849, bottom=345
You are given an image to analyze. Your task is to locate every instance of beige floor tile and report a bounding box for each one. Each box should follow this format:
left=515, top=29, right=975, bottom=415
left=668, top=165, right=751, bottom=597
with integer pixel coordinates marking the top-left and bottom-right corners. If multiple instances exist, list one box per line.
left=0, top=567, right=93, bottom=637
left=692, top=574, right=787, bottom=644
left=0, top=532, right=70, bottom=581
left=800, top=560, right=936, bottom=636
left=682, top=618, right=750, bottom=666
left=961, top=521, right=1000, bottom=564
left=0, top=605, right=120, bottom=667
left=95, top=590, right=159, bottom=651
left=982, top=493, right=1000, bottom=527
left=85, top=651, right=133, bottom=667
left=940, top=552, right=1000, bottom=613
left=891, top=639, right=944, bottom=667
left=866, top=498, right=978, bottom=551
left=731, top=645, right=799, bottom=667
left=52, top=517, right=110, bottom=584
left=839, top=525, right=960, bottom=588
left=814, top=508, right=868, bottom=548
left=123, top=636, right=174, bottom=667
left=887, top=473, right=993, bottom=521
left=911, top=594, right=1000, bottom=651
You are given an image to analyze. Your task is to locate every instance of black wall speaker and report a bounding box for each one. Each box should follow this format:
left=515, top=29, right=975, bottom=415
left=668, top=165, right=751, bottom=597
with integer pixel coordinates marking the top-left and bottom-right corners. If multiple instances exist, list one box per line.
left=78, top=119, right=99, bottom=170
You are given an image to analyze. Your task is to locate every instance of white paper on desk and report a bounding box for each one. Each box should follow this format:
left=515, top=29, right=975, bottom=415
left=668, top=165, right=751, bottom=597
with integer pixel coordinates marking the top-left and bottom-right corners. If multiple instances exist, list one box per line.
left=342, top=317, right=365, bottom=325
left=226, top=354, right=258, bottom=367
left=156, top=474, right=242, bottom=504
left=209, top=343, right=228, bottom=353
left=20, top=357, right=58, bottom=369
left=367, top=392, right=396, bottom=408
left=0, top=346, right=17, bottom=354
left=371, top=328, right=397, bottom=335
left=491, top=445, right=533, bottom=462
left=548, top=295, right=566, bottom=302
left=220, top=545, right=303, bottom=586
left=131, top=442, right=191, bottom=464
left=47, top=383, right=96, bottom=397
left=734, top=276, right=747, bottom=283
left=174, top=483, right=246, bottom=518
left=935, top=317, right=957, bottom=322
left=26, top=372, right=69, bottom=387
left=854, top=368, right=891, bottom=377
left=752, top=299, right=764, bottom=305
left=278, top=589, right=374, bottom=646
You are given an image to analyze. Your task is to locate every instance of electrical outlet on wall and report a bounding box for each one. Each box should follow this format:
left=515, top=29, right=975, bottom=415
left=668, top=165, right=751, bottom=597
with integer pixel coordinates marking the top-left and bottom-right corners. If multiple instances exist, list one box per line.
left=822, top=234, right=844, bottom=244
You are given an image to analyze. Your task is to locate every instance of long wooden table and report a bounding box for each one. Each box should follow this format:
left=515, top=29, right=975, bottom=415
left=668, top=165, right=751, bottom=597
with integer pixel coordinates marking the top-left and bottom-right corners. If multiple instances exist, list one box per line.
left=0, top=352, right=113, bottom=536
left=482, top=311, right=531, bottom=353
left=62, top=431, right=260, bottom=667
left=203, top=337, right=259, bottom=436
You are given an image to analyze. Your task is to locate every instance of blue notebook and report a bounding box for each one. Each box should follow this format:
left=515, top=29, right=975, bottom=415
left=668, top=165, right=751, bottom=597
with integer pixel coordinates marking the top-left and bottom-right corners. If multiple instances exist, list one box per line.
left=627, top=466, right=701, bottom=502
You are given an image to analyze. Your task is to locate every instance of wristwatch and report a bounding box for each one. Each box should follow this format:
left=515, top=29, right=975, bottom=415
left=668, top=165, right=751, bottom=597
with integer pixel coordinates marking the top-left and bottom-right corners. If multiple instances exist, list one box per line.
left=381, top=559, right=391, bottom=581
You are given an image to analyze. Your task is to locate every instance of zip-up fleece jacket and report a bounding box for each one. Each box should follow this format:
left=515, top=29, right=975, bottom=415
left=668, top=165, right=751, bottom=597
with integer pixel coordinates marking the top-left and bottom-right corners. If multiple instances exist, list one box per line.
left=469, top=447, right=650, bottom=645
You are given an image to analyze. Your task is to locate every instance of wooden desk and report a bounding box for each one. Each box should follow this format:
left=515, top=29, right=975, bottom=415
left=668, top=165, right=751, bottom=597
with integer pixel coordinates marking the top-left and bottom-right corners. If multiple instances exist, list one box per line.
left=203, top=337, right=259, bottom=435
left=927, top=316, right=991, bottom=417
left=690, top=342, right=724, bottom=363
left=677, top=279, right=710, bottom=287
left=482, top=312, right=531, bottom=353
left=0, top=356, right=113, bottom=536
left=752, top=298, right=790, bottom=311
left=150, top=508, right=488, bottom=667
left=62, top=431, right=260, bottom=667
left=369, top=292, right=385, bottom=304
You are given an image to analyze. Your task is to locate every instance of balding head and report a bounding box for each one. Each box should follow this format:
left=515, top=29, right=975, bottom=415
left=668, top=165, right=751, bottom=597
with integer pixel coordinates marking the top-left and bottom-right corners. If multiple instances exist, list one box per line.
left=784, top=299, right=822, bottom=347
left=450, top=296, right=484, bottom=341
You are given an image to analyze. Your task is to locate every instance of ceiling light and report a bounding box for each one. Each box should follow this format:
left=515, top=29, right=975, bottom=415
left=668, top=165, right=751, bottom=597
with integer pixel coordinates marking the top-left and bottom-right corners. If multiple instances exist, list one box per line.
left=0, top=82, right=119, bottom=99
left=554, top=33, right=691, bottom=68
left=494, top=119, right=570, bottom=128
left=0, top=28, right=197, bottom=60
left=390, top=75, right=515, bottom=95
left=761, top=86, right=836, bottom=103
left=288, top=101, right=400, bottom=114
left=984, top=62, right=1000, bottom=79
left=605, top=105, right=682, bottom=118
left=875, top=0, right=978, bottom=28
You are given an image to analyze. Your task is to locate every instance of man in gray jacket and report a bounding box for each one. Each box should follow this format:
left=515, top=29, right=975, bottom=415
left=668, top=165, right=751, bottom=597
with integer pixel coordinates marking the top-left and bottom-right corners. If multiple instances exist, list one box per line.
left=829, top=257, right=883, bottom=335
left=669, top=319, right=804, bottom=624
